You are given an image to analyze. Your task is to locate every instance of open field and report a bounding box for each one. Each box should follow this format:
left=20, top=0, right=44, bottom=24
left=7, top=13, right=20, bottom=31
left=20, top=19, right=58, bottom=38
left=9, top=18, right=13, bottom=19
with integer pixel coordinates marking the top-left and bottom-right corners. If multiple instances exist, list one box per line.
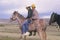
left=0, top=24, right=60, bottom=40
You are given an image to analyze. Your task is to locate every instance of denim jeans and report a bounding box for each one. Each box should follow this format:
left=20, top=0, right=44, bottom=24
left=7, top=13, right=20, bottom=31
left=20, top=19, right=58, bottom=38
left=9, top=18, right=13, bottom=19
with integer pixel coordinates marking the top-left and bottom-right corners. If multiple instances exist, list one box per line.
left=21, top=19, right=31, bottom=34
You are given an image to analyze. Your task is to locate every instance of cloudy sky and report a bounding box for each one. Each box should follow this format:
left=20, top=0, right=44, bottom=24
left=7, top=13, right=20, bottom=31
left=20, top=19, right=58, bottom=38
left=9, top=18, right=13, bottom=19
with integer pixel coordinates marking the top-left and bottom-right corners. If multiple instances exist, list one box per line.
left=0, top=0, right=60, bottom=19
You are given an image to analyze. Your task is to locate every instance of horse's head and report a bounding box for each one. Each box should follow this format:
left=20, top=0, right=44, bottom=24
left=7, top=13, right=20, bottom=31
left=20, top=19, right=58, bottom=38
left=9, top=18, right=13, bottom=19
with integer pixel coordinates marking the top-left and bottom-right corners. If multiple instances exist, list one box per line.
left=49, top=12, right=57, bottom=25
left=10, top=11, right=25, bottom=22
left=10, top=11, right=19, bottom=21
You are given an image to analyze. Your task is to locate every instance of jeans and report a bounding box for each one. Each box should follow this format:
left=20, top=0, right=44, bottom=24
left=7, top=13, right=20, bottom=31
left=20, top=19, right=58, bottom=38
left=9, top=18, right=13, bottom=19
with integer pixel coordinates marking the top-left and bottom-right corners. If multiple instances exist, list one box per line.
left=21, top=19, right=31, bottom=34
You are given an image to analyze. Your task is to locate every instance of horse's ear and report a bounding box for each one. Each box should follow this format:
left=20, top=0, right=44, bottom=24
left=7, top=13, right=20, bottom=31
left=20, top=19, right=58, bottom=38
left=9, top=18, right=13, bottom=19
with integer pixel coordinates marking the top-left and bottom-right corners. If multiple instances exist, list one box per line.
left=53, top=12, right=54, bottom=14
left=13, top=11, right=17, bottom=15
left=52, top=12, right=55, bottom=15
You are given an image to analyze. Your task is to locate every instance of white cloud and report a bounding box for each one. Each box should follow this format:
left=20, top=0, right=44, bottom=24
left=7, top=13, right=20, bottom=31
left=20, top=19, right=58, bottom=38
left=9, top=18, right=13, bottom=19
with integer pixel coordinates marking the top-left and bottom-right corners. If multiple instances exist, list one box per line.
left=0, top=0, right=21, bottom=5
left=3, top=7, right=27, bottom=18
left=0, top=0, right=60, bottom=19
left=37, top=0, right=60, bottom=13
left=0, top=0, right=60, bottom=13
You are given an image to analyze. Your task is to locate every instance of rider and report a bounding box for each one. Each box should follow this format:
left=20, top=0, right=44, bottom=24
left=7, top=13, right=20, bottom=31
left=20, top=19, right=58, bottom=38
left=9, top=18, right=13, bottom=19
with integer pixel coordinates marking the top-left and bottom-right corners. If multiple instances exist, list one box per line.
left=31, top=4, right=39, bottom=20
left=27, top=4, right=39, bottom=36
left=23, top=4, right=39, bottom=36
left=22, top=6, right=33, bottom=36
left=26, top=6, right=33, bottom=22
left=31, top=4, right=40, bottom=35
left=26, top=6, right=34, bottom=36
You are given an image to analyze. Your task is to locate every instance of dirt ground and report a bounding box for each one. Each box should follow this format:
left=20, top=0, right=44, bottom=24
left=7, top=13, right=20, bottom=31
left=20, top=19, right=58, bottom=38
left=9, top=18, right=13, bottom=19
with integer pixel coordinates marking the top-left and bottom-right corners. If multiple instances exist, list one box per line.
left=0, top=24, right=60, bottom=40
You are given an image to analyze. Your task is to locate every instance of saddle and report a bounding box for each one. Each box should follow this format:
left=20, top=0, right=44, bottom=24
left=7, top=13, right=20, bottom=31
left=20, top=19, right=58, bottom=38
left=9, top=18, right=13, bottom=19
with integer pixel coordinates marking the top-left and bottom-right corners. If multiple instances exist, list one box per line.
left=32, top=19, right=37, bottom=21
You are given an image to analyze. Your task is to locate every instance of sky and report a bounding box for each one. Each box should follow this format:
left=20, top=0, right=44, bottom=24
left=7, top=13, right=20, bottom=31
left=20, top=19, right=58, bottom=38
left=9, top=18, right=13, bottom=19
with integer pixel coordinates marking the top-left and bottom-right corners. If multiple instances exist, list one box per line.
left=0, top=0, right=60, bottom=19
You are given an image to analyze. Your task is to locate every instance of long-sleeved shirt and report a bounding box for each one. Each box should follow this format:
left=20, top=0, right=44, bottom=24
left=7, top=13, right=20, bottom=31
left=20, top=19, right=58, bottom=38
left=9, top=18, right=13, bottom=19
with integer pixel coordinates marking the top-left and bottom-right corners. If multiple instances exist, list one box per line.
left=32, top=9, right=39, bottom=19
left=26, top=8, right=33, bottom=19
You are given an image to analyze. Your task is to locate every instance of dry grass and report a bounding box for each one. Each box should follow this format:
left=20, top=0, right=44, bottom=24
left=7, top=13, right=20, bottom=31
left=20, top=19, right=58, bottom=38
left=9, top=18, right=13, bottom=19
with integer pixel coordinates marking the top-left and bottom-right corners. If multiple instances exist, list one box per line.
left=0, top=36, right=20, bottom=40
left=0, top=24, right=60, bottom=40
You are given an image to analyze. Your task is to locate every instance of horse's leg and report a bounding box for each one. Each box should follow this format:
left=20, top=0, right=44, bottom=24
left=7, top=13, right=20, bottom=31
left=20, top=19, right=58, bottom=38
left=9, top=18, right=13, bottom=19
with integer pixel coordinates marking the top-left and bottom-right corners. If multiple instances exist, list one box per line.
left=59, top=26, right=60, bottom=31
left=18, top=26, right=21, bottom=39
left=39, top=23, right=46, bottom=40
left=33, top=29, right=36, bottom=36
left=34, top=20, right=46, bottom=40
left=37, top=29, right=47, bottom=40
left=19, top=30, right=23, bottom=40
left=29, top=23, right=34, bottom=36
left=23, top=35, right=26, bottom=40
left=19, top=28, right=27, bottom=40
left=57, top=26, right=59, bottom=31
left=58, top=26, right=60, bottom=31
left=19, top=26, right=27, bottom=40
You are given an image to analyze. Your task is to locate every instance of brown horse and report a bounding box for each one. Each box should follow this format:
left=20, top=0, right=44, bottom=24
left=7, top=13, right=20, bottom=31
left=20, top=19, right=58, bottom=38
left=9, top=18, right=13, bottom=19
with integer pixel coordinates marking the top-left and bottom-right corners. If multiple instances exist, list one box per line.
left=10, top=11, right=47, bottom=40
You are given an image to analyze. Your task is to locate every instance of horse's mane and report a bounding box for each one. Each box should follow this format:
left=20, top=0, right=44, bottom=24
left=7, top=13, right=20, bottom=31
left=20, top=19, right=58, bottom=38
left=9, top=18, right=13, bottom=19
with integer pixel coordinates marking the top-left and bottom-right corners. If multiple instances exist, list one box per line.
left=13, top=11, right=25, bottom=19
left=18, top=13, right=25, bottom=19
left=52, top=12, right=60, bottom=16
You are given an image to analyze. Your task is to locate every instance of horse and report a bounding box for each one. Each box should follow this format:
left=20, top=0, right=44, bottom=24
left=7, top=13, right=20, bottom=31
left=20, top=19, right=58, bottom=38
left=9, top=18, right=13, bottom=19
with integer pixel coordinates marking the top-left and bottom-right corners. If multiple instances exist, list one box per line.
left=10, top=11, right=47, bottom=40
left=49, top=12, right=60, bottom=31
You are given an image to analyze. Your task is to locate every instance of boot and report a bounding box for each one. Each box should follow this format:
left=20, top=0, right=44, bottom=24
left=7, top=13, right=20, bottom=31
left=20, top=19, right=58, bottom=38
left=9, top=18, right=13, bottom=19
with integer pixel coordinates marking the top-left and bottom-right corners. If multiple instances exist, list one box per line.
left=29, top=31, right=32, bottom=36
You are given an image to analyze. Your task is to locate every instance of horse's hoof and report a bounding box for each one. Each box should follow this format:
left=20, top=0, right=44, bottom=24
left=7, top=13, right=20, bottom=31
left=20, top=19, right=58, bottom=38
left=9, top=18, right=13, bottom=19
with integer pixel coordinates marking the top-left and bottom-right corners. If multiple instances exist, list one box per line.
left=29, top=34, right=32, bottom=36
left=19, top=36, right=23, bottom=40
left=33, top=34, right=36, bottom=36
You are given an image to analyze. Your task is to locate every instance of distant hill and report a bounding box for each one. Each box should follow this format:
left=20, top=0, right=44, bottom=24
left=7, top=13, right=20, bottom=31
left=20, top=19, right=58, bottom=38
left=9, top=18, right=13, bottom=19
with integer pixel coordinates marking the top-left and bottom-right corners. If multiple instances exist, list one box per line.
left=0, top=18, right=50, bottom=25
left=0, top=18, right=58, bottom=26
left=0, top=19, right=18, bottom=24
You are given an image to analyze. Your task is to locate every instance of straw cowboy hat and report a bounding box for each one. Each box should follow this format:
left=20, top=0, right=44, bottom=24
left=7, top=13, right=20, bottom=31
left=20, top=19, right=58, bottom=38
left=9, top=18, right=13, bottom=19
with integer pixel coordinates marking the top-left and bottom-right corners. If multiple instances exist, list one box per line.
left=31, top=4, right=36, bottom=8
